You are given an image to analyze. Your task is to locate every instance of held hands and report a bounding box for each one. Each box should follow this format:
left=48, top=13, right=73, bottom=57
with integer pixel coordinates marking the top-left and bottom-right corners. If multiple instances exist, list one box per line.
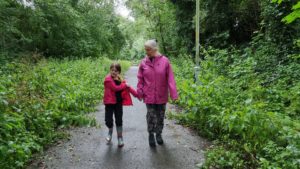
left=123, top=82, right=142, bottom=101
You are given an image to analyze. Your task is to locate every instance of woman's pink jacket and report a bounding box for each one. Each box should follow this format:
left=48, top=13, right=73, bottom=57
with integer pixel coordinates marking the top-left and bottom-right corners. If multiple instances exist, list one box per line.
left=137, top=55, right=178, bottom=104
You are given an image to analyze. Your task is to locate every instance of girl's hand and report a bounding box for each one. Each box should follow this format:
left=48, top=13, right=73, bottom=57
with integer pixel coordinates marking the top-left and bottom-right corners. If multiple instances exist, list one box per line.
left=117, top=74, right=123, bottom=81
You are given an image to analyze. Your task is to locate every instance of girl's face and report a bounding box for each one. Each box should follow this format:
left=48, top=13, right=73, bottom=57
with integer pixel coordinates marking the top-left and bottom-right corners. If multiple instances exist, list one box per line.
left=110, top=67, right=119, bottom=78
left=145, top=46, right=156, bottom=58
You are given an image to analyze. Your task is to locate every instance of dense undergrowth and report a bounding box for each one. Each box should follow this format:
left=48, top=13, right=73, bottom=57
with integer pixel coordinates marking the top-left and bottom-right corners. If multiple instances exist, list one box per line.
left=0, top=55, right=130, bottom=169
left=172, top=44, right=300, bottom=168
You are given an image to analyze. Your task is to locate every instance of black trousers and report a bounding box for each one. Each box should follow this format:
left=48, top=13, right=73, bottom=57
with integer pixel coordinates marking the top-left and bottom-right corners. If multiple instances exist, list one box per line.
left=105, top=103, right=123, bottom=128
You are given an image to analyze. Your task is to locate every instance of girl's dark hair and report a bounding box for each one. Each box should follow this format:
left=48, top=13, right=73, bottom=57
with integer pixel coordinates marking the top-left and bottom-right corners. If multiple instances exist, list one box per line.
left=110, top=63, right=121, bottom=73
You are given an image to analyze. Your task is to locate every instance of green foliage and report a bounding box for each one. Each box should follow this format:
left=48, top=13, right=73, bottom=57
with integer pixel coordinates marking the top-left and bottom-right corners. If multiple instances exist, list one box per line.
left=0, top=0, right=299, bottom=169
left=0, top=56, right=130, bottom=169
left=169, top=0, right=300, bottom=54
left=202, top=146, right=245, bottom=169
left=126, top=0, right=184, bottom=57
left=168, top=2, right=299, bottom=167
left=126, top=0, right=299, bottom=58
left=125, top=0, right=299, bottom=168
left=259, top=0, right=299, bottom=52
left=170, top=0, right=261, bottom=50
left=272, top=0, right=300, bottom=23
left=117, top=16, right=148, bottom=60
left=0, top=0, right=125, bottom=58
left=172, top=46, right=300, bottom=168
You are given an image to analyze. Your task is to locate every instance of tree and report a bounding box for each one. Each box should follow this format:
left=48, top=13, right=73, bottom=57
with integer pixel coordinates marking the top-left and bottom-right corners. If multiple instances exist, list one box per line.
left=0, top=0, right=125, bottom=58
left=126, top=0, right=181, bottom=56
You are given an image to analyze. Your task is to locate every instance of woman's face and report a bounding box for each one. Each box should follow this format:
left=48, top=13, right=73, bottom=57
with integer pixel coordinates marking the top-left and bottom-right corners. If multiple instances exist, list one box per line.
left=145, top=46, right=156, bottom=57
left=110, top=68, right=119, bottom=78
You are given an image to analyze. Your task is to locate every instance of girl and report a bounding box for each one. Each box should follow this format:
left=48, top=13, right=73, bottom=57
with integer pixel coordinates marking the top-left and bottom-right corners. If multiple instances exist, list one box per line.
left=103, top=63, right=139, bottom=147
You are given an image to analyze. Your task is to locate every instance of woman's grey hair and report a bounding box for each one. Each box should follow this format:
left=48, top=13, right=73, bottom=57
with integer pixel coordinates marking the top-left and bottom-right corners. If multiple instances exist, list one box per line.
left=144, top=39, right=158, bottom=50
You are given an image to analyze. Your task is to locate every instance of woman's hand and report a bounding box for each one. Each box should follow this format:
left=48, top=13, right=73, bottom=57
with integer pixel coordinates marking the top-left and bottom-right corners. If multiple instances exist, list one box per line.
left=172, top=97, right=179, bottom=102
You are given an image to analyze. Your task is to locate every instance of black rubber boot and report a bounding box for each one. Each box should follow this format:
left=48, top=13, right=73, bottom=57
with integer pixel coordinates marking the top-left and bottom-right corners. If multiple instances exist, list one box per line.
left=156, top=133, right=164, bottom=145
left=149, top=133, right=156, bottom=147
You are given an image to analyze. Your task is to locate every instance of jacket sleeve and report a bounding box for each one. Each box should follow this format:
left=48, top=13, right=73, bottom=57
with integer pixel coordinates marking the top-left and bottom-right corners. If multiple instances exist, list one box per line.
left=105, top=80, right=127, bottom=92
left=167, top=61, right=178, bottom=100
left=137, top=63, right=144, bottom=98
left=128, top=87, right=139, bottom=98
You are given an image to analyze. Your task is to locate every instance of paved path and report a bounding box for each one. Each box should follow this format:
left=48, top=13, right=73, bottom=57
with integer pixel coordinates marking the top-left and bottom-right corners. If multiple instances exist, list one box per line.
left=28, top=66, right=209, bottom=169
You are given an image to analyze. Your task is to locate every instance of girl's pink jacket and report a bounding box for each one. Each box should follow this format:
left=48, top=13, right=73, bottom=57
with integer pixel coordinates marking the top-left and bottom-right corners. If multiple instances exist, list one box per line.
left=137, top=55, right=178, bottom=104
left=103, top=75, right=138, bottom=106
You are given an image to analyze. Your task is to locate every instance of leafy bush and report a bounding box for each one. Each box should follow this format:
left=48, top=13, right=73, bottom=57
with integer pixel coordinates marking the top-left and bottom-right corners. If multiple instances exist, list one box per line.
left=172, top=47, right=300, bottom=168
left=0, top=56, right=130, bottom=169
left=202, top=146, right=245, bottom=169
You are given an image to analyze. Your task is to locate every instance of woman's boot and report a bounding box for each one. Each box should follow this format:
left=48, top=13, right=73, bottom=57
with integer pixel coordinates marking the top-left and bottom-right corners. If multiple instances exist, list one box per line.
left=156, top=133, right=164, bottom=145
left=149, top=133, right=156, bottom=147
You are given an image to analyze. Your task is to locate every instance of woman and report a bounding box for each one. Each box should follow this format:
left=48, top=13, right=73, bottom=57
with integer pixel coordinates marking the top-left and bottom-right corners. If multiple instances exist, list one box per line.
left=137, top=39, right=178, bottom=147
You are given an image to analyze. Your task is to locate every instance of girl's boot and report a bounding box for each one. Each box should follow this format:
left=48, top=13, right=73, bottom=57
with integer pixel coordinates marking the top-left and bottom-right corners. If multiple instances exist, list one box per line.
left=116, top=126, right=124, bottom=147
left=106, top=128, right=113, bottom=143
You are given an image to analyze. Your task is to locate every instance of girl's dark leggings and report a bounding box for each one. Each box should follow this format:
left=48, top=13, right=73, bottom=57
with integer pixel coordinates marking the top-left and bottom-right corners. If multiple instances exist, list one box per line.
left=105, top=103, right=123, bottom=128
